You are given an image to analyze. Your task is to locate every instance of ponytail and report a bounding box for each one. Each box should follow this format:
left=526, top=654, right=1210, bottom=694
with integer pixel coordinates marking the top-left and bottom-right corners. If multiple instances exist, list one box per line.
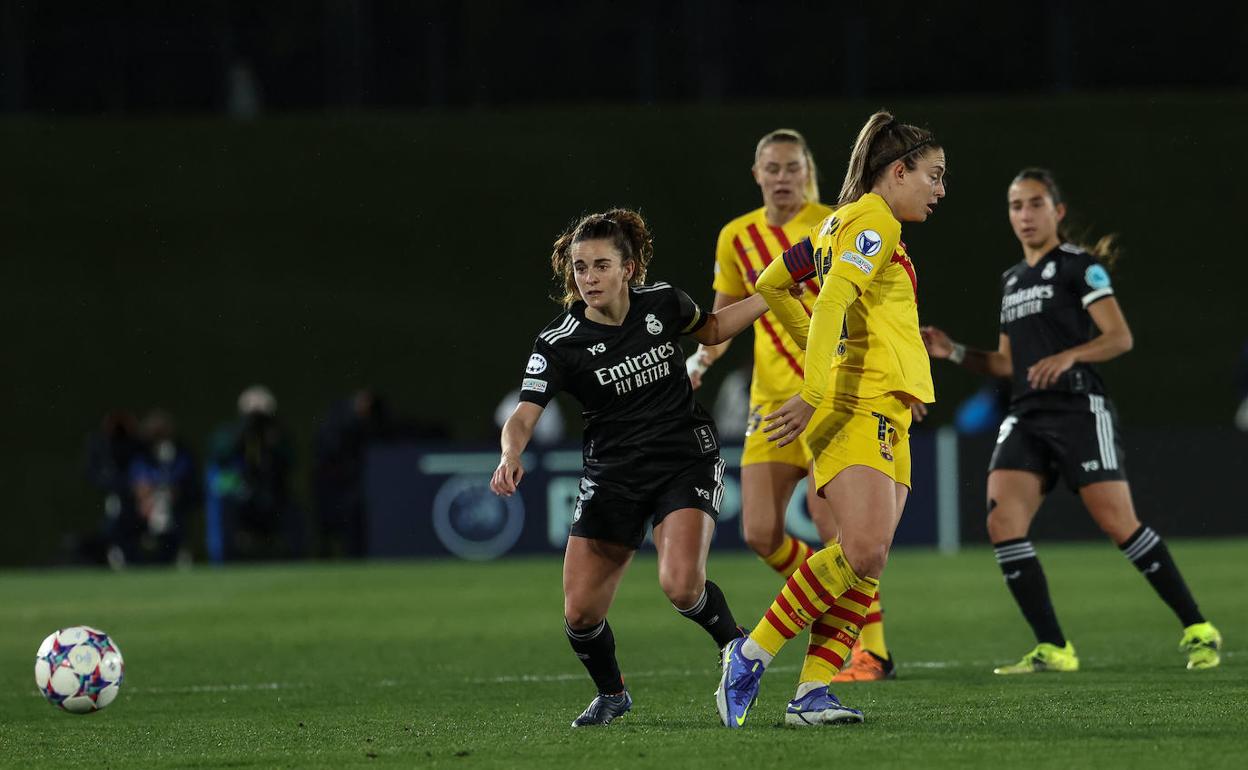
left=550, top=208, right=655, bottom=307
left=1013, top=168, right=1123, bottom=269
left=838, top=110, right=938, bottom=206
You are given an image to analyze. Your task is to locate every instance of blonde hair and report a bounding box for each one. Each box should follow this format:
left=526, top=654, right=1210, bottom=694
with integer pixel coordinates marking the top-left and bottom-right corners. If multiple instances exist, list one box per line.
left=1012, top=168, right=1122, bottom=268
left=837, top=110, right=938, bottom=206
left=754, top=128, right=820, bottom=203
left=550, top=209, right=655, bottom=307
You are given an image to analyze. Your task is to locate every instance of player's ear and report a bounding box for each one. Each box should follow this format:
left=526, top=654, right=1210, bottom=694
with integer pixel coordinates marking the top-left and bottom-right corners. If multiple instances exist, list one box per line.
left=1054, top=202, right=1067, bottom=223
left=622, top=258, right=635, bottom=282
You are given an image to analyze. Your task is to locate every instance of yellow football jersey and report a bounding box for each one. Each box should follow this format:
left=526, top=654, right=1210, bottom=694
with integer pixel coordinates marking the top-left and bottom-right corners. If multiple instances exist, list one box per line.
left=712, top=201, right=835, bottom=403
left=764, top=192, right=934, bottom=404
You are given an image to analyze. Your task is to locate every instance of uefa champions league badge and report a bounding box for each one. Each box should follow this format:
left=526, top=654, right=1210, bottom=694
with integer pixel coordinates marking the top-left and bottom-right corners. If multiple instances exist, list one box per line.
left=1085, top=264, right=1111, bottom=289
left=855, top=229, right=883, bottom=256
left=526, top=354, right=547, bottom=374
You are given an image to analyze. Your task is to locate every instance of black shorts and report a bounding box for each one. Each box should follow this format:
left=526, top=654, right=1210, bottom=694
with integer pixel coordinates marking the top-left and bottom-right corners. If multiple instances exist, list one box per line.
left=988, top=395, right=1127, bottom=493
left=570, top=456, right=726, bottom=549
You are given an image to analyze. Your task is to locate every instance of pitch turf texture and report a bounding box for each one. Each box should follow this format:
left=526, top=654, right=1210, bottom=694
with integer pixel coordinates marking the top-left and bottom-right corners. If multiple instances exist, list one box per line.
left=1, top=540, right=1244, bottom=769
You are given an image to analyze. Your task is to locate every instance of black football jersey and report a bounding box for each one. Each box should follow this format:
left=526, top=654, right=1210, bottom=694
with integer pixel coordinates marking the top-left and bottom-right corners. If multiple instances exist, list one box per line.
left=999, top=243, right=1116, bottom=411
left=518, top=283, right=718, bottom=485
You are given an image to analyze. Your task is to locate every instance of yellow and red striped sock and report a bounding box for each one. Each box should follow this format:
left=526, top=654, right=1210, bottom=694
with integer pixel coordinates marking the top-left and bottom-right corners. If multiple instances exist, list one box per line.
left=761, top=535, right=815, bottom=579
left=748, top=542, right=863, bottom=656
left=858, top=589, right=888, bottom=660
left=798, top=578, right=879, bottom=683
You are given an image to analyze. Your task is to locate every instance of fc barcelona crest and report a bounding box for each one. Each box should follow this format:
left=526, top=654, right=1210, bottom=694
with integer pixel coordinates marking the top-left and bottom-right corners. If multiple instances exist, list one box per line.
left=879, top=442, right=894, bottom=462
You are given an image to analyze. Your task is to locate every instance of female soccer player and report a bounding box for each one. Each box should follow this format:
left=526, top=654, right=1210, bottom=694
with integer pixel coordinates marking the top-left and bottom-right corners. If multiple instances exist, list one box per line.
left=687, top=129, right=896, bottom=683
left=921, top=168, right=1222, bottom=673
left=492, top=209, right=772, bottom=727
left=716, top=111, right=945, bottom=727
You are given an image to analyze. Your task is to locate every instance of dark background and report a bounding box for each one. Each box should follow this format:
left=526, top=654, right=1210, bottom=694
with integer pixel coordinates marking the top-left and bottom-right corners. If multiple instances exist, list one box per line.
left=3, top=1, right=1246, bottom=565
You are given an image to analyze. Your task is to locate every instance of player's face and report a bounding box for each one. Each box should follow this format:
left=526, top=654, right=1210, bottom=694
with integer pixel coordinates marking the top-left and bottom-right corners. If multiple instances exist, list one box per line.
left=1007, top=179, right=1065, bottom=248
left=570, top=239, right=633, bottom=310
left=894, top=149, right=946, bottom=222
left=753, top=142, right=809, bottom=209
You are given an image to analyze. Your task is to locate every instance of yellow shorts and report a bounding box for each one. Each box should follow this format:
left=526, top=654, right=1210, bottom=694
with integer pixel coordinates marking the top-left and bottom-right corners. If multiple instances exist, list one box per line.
left=804, top=392, right=914, bottom=491
left=741, top=398, right=813, bottom=469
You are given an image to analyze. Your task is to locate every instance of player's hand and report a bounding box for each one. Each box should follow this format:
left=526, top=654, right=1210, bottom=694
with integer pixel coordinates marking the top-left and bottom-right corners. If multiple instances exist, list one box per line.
left=490, top=454, right=525, bottom=497
left=686, top=349, right=711, bottom=390
left=1027, top=350, right=1076, bottom=389
left=763, top=394, right=815, bottom=447
left=910, top=401, right=928, bottom=423
left=920, top=325, right=953, bottom=358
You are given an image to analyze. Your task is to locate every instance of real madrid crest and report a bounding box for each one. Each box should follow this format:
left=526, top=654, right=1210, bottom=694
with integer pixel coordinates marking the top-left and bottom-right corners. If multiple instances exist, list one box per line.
left=646, top=313, right=663, bottom=335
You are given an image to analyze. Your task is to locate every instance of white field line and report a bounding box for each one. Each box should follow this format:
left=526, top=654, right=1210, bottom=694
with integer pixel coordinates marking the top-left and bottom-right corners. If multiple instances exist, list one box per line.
left=14, top=649, right=1234, bottom=698
left=16, top=679, right=403, bottom=699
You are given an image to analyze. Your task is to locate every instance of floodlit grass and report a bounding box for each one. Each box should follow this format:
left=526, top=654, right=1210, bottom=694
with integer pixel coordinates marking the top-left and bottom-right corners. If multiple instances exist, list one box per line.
left=0, top=539, right=1244, bottom=768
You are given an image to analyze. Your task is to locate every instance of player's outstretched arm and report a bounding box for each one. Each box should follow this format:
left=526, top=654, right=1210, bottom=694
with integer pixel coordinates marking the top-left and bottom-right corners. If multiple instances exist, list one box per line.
left=692, top=293, right=768, bottom=346
left=923, top=326, right=1013, bottom=378
left=687, top=291, right=742, bottom=389
left=491, top=401, right=543, bottom=497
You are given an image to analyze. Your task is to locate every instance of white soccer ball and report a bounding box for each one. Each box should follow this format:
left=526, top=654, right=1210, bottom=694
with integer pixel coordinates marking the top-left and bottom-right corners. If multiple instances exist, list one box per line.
left=34, top=626, right=125, bottom=713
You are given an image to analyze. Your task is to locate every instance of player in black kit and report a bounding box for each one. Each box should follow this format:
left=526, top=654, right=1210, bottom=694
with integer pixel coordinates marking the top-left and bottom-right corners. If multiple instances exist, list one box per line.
left=922, top=169, right=1221, bottom=674
left=491, top=209, right=772, bottom=726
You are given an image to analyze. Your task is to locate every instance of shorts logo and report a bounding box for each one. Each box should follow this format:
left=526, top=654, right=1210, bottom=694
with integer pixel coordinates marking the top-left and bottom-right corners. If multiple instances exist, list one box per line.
left=855, top=229, right=883, bottom=256
left=873, top=412, right=894, bottom=462
left=1041, top=261, right=1057, bottom=280
left=572, top=477, right=597, bottom=524
left=1085, top=264, right=1111, bottom=290
left=694, top=487, right=710, bottom=500
left=1081, top=459, right=1100, bottom=472
left=522, top=377, right=547, bottom=393
left=646, top=313, right=663, bottom=335
left=526, top=354, right=547, bottom=374
left=694, top=425, right=718, bottom=454
left=836, top=341, right=847, bottom=357
left=745, top=405, right=763, bottom=437
left=840, top=250, right=874, bottom=276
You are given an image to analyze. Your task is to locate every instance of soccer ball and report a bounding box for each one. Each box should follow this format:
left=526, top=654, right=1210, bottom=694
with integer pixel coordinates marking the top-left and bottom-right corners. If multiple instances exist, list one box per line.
left=34, top=626, right=125, bottom=713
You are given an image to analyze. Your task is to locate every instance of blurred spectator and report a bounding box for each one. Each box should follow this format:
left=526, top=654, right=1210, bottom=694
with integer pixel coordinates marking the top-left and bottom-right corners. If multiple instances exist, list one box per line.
left=954, top=379, right=1012, bottom=435
left=118, top=409, right=198, bottom=567
left=205, top=385, right=301, bottom=562
left=495, top=387, right=565, bottom=446
left=1236, top=341, right=1248, bottom=432
left=314, top=388, right=394, bottom=558
left=711, top=365, right=751, bottom=441
left=82, top=410, right=142, bottom=564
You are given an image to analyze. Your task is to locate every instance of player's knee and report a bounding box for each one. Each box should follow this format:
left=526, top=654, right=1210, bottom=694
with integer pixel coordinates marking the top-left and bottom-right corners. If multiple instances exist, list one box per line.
left=844, top=540, right=889, bottom=578
left=659, top=565, right=705, bottom=608
left=742, top=526, right=782, bottom=559
left=986, top=498, right=1027, bottom=541
left=563, top=596, right=605, bottom=630
left=1090, top=505, right=1140, bottom=543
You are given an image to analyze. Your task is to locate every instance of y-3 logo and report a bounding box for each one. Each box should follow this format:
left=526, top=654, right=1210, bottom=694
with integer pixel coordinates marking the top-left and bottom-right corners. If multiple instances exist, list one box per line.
left=586, top=342, right=606, bottom=356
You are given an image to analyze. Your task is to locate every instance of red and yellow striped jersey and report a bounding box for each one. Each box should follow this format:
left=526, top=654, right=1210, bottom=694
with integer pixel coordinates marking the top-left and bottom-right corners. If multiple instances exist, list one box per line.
left=712, top=201, right=835, bottom=403
left=760, top=193, right=934, bottom=405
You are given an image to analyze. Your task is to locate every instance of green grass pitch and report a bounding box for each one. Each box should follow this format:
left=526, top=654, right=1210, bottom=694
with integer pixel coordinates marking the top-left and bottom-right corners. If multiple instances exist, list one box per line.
left=0, top=539, right=1244, bottom=768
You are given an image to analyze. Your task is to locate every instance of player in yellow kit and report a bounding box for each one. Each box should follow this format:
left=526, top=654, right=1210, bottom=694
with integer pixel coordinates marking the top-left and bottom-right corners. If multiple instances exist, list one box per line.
left=687, top=129, right=896, bottom=683
left=717, top=111, right=945, bottom=728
